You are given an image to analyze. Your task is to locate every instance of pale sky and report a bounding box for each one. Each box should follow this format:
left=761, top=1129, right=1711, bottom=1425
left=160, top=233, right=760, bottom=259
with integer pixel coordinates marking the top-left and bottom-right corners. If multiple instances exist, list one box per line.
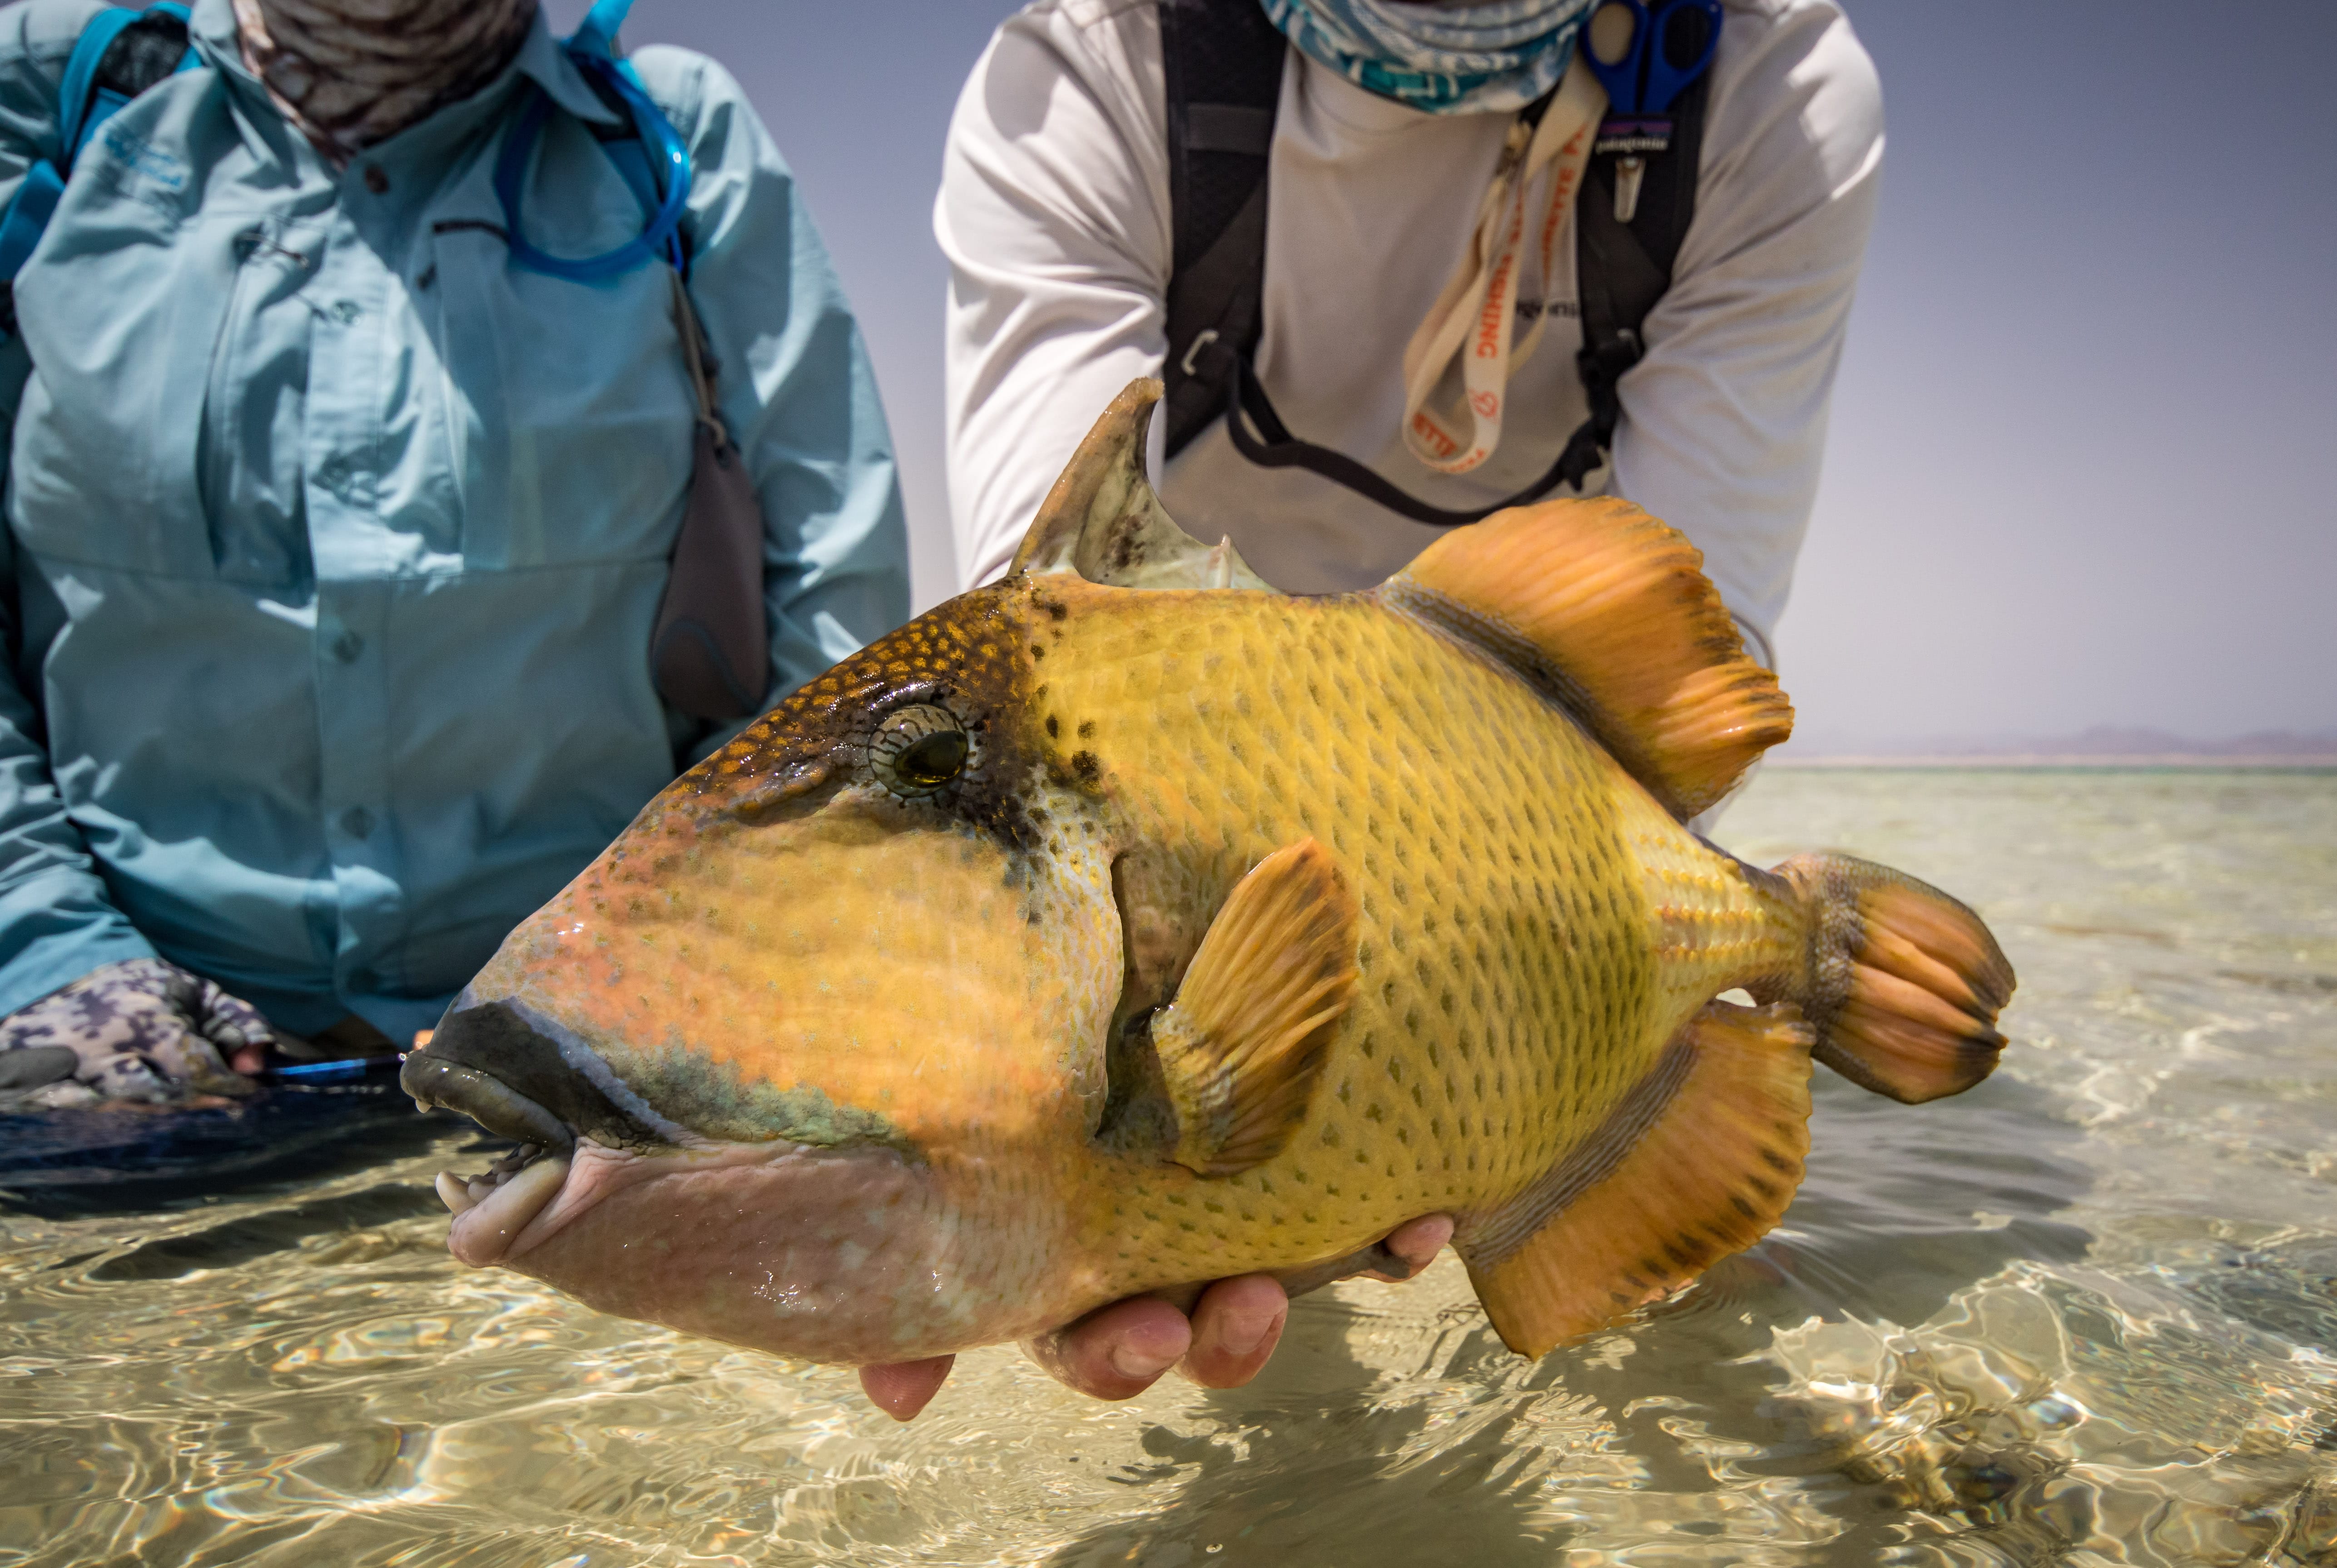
left=553, top=0, right=2337, bottom=747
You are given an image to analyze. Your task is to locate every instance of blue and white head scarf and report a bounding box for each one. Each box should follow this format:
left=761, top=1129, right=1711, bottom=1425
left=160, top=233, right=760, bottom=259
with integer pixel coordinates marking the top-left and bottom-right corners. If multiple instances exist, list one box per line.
left=1259, top=0, right=1598, bottom=115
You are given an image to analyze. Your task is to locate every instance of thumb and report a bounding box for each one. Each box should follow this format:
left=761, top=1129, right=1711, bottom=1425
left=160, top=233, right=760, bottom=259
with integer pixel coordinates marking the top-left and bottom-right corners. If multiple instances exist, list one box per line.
left=189, top=975, right=277, bottom=1056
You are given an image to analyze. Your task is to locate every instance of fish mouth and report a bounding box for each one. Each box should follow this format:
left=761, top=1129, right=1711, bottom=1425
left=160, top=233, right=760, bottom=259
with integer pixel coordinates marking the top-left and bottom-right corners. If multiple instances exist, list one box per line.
left=425, top=1135, right=789, bottom=1270
left=403, top=995, right=1085, bottom=1362
left=402, top=993, right=703, bottom=1268
left=402, top=994, right=683, bottom=1151
left=429, top=1140, right=575, bottom=1266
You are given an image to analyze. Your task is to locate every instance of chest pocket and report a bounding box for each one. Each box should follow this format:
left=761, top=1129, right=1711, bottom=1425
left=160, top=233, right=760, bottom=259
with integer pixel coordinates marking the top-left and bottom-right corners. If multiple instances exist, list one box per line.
left=194, top=218, right=327, bottom=586
left=10, top=187, right=281, bottom=579
left=424, top=189, right=698, bottom=571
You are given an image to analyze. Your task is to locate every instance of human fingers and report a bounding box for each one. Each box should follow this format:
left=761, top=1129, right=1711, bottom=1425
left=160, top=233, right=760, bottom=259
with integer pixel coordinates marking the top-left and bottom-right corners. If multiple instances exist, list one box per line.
left=1020, top=1294, right=1193, bottom=1401
left=138, top=1017, right=254, bottom=1096
left=858, top=1354, right=956, bottom=1422
left=1362, top=1214, right=1455, bottom=1281
left=1174, top=1214, right=1449, bottom=1390
left=187, top=974, right=277, bottom=1074
left=1175, top=1274, right=1289, bottom=1389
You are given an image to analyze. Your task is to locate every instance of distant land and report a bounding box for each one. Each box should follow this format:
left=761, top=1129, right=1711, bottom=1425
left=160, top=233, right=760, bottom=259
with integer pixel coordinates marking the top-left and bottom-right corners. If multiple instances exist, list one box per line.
left=1771, top=725, right=2337, bottom=768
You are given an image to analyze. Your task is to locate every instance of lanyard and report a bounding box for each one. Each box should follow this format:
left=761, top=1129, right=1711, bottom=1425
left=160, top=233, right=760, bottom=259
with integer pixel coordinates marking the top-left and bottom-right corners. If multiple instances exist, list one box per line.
left=1399, top=55, right=1607, bottom=476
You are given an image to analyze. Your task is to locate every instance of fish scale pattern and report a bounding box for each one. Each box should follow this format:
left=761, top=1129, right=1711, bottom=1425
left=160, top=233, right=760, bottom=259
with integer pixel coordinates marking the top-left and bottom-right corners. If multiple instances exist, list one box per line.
left=1035, top=579, right=1771, bottom=1292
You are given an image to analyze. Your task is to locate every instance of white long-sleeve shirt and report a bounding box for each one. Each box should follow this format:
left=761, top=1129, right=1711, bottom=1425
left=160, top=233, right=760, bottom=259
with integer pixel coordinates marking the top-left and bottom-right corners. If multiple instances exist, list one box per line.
left=937, top=0, right=1882, bottom=665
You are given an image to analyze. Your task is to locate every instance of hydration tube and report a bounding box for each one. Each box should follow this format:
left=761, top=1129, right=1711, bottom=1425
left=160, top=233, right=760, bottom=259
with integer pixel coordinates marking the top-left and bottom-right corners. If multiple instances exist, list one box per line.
left=492, top=0, right=692, bottom=282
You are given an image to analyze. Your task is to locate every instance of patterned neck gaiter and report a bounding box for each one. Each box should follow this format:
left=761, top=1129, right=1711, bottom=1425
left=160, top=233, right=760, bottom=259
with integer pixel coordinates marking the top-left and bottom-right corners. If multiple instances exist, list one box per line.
left=1259, top=0, right=1596, bottom=114
left=233, top=0, right=540, bottom=162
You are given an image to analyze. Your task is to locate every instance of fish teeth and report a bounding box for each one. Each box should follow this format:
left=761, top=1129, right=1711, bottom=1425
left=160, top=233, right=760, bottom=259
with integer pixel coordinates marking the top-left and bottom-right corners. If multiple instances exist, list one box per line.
left=434, top=1171, right=477, bottom=1216
left=445, top=1154, right=573, bottom=1268
left=486, top=1143, right=544, bottom=1182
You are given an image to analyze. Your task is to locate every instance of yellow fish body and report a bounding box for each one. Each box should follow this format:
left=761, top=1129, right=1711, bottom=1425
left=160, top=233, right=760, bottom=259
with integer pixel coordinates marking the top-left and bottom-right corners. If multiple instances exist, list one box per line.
left=407, top=382, right=2014, bottom=1369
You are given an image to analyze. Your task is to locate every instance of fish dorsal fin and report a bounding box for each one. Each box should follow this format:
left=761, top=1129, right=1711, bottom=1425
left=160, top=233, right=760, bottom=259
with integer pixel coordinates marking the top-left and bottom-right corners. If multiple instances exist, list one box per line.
left=1459, top=999, right=1814, bottom=1357
left=1151, top=838, right=1359, bottom=1177
left=1384, top=497, right=1793, bottom=820
left=1008, top=378, right=1271, bottom=591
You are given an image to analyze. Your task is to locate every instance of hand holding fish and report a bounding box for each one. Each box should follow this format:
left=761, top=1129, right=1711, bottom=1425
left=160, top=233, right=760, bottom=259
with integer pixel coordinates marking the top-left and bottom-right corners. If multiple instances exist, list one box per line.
left=1023, top=1213, right=1459, bottom=1397
left=857, top=1213, right=1456, bottom=1418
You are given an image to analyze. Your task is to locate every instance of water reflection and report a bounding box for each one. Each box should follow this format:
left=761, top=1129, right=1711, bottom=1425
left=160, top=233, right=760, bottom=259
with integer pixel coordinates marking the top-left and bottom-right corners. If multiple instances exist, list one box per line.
left=0, top=770, right=2331, bottom=1565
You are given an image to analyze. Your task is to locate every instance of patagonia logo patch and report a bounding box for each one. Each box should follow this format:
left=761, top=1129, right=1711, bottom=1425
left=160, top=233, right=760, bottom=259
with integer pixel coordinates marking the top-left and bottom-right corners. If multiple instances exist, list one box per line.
left=1593, top=116, right=1674, bottom=157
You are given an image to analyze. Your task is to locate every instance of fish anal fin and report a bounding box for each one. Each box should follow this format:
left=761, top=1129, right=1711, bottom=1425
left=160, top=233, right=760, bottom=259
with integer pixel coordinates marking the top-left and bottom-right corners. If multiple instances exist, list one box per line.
left=1384, top=497, right=1792, bottom=819
left=1008, top=379, right=1272, bottom=591
left=1459, top=999, right=1814, bottom=1357
left=1153, top=838, right=1359, bottom=1177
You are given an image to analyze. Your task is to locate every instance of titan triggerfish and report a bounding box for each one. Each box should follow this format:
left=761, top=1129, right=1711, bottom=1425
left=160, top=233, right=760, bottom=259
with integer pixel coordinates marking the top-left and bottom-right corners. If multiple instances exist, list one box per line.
left=404, top=380, right=2014, bottom=1401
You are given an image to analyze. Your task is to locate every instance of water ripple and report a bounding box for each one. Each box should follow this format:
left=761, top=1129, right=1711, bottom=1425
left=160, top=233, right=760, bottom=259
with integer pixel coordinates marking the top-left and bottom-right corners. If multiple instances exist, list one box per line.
left=0, top=770, right=2331, bottom=1564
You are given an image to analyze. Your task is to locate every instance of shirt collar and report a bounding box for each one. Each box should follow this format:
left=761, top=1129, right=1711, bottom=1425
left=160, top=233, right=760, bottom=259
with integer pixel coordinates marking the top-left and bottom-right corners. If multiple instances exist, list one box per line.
left=506, top=11, right=632, bottom=132
left=186, top=0, right=627, bottom=139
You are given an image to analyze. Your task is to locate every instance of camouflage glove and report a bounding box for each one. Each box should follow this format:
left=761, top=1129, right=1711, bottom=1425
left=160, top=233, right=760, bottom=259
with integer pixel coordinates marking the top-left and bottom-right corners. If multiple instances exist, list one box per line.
left=0, top=958, right=276, bottom=1107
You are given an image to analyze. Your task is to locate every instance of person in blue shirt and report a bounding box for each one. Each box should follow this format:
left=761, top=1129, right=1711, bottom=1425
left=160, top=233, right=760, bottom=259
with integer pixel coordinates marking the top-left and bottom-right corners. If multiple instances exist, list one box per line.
left=0, top=0, right=909, bottom=1106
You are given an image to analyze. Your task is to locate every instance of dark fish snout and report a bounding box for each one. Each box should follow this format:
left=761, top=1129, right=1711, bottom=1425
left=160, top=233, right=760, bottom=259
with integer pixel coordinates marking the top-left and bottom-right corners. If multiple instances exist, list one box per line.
left=401, top=1052, right=573, bottom=1152
left=404, top=996, right=665, bottom=1151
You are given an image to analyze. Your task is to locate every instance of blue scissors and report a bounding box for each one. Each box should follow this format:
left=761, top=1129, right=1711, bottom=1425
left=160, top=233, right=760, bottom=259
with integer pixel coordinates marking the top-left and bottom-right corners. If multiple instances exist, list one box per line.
left=1583, top=0, right=1723, bottom=118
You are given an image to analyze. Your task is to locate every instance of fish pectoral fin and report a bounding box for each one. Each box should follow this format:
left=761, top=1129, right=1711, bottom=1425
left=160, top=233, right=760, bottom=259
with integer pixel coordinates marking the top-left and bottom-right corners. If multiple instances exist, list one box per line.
left=1456, top=999, right=1815, bottom=1358
left=1008, top=379, right=1273, bottom=592
left=1381, top=496, right=1791, bottom=820
left=1152, top=837, right=1359, bottom=1177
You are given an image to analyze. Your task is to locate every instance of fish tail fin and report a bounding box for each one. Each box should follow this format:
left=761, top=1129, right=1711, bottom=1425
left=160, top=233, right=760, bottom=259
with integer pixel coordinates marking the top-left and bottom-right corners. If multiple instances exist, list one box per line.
left=1758, top=853, right=2016, bottom=1104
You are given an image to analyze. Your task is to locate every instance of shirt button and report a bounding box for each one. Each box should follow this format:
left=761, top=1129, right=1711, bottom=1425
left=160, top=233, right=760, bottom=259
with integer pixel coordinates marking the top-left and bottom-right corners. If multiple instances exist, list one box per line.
left=339, top=807, right=376, bottom=840
left=331, top=299, right=361, bottom=325
left=362, top=164, right=389, bottom=195
left=313, top=454, right=364, bottom=498
left=330, top=630, right=364, bottom=663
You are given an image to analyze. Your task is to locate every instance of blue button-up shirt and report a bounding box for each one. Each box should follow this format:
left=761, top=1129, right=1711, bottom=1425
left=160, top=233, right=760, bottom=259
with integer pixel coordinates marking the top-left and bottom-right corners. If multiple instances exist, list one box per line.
left=0, top=0, right=910, bottom=1039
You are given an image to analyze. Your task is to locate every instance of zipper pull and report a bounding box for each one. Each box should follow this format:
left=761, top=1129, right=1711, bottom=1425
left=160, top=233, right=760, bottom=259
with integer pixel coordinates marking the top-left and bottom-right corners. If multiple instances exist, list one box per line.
left=1613, top=156, right=1646, bottom=223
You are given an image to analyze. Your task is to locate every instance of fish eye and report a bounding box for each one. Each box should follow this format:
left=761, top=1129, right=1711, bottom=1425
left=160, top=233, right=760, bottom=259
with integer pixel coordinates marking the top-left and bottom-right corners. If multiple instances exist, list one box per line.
left=870, top=704, right=968, bottom=798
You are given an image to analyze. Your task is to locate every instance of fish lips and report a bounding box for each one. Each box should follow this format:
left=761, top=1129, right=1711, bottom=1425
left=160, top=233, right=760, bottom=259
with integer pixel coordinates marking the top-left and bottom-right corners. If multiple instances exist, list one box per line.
left=492, top=1138, right=1008, bottom=1363
left=402, top=992, right=686, bottom=1154
left=407, top=996, right=1082, bottom=1362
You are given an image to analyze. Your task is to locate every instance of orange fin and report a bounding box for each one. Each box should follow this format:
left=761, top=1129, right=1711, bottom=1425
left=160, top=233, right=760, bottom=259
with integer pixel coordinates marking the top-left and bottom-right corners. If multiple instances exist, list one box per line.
left=1761, top=853, right=2016, bottom=1104
left=1152, top=838, right=1359, bottom=1177
left=1383, top=496, right=1792, bottom=819
left=1458, top=1000, right=1813, bottom=1356
left=1008, top=379, right=1271, bottom=591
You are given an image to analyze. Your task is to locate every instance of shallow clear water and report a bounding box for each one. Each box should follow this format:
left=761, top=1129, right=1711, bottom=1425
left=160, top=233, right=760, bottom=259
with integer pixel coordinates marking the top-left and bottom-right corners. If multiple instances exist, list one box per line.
left=2, top=769, right=2332, bottom=1567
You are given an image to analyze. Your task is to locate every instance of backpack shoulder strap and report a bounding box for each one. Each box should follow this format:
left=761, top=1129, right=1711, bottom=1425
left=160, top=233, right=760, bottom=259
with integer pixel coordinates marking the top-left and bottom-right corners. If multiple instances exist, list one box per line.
left=0, top=4, right=196, bottom=332
left=1158, top=0, right=1285, bottom=460
left=1556, top=65, right=1711, bottom=490
left=72, top=3, right=196, bottom=156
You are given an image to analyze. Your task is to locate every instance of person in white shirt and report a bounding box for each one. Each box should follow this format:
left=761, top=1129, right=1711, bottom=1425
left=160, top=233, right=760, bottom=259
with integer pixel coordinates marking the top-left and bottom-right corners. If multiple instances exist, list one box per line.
left=898, top=0, right=1881, bottom=1418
